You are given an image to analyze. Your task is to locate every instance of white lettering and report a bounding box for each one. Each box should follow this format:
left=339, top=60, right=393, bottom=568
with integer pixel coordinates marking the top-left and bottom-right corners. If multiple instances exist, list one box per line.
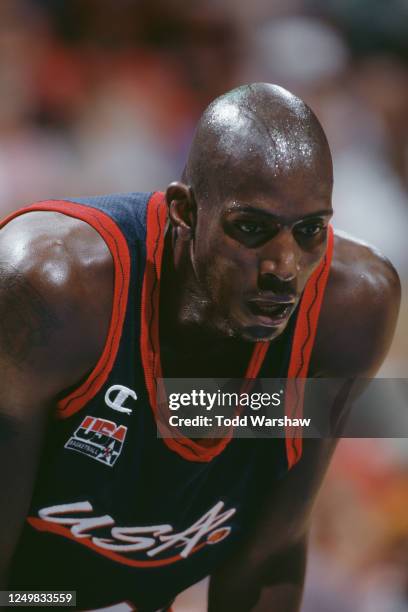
left=93, top=525, right=172, bottom=552
left=147, top=501, right=236, bottom=559
left=37, top=500, right=236, bottom=560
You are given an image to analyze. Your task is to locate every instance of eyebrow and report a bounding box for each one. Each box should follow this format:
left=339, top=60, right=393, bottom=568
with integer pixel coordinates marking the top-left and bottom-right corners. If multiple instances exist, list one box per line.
left=225, top=204, right=333, bottom=221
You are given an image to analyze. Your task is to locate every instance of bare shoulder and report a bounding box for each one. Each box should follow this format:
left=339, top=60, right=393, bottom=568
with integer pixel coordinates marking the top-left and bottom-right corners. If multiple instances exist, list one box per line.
left=311, top=230, right=401, bottom=377
left=0, top=211, right=114, bottom=405
left=0, top=210, right=115, bottom=578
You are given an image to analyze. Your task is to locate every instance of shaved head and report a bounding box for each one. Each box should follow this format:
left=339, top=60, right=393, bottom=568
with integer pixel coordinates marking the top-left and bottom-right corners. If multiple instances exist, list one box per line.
left=183, top=83, right=332, bottom=205
left=166, top=83, right=334, bottom=342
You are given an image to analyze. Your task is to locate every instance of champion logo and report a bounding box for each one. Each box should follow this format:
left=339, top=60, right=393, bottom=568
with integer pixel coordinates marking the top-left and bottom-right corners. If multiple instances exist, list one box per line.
left=28, top=500, right=236, bottom=567
left=105, top=385, right=137, bottom=415
left=64, top=416, right=128, bottom=467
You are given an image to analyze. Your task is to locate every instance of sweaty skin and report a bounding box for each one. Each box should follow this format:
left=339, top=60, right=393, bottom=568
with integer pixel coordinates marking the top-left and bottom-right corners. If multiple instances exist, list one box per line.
left=0, top=84, right=401, bottom=610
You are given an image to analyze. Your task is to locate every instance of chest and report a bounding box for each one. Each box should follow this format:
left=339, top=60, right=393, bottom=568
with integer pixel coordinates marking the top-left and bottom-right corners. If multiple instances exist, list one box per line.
left=160, top=343, right=254, bottom=378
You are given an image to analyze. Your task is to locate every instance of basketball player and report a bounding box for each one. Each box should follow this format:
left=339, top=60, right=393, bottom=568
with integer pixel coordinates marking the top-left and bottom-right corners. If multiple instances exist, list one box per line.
left=0, top=84, right=401, bottom=611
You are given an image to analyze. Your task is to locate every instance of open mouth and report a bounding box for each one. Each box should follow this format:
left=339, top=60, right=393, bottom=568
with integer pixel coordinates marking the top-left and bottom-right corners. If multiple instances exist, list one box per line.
left=247, top=301, right=293, bottom=323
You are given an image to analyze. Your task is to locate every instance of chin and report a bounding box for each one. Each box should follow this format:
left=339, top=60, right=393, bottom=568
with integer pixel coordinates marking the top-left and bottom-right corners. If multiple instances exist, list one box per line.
left=215, top=318, right=286, bottom=343
left=208, top=310, right=288, bottom=343
left=240, top=325, right=284, bottom=342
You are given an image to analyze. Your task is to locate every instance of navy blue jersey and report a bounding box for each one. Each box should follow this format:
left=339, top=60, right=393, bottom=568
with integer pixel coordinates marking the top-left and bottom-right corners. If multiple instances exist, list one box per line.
left=3, top=193, right=334, bottom=611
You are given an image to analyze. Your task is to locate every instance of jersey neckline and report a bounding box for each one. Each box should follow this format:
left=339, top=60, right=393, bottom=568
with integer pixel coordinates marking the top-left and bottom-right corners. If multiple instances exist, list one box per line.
left=140, top=192, right=334, bottom=467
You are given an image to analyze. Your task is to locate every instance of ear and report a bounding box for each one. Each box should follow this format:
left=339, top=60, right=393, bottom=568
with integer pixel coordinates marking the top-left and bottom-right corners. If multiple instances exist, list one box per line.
left=165, top=181, right=196, bottom=241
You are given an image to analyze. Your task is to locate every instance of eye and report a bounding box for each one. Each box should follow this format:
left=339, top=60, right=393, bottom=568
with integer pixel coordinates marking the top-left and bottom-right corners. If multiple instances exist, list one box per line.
left=235, top=221, right=264, bottom=234
left=296, top=222, right=325, bottom=238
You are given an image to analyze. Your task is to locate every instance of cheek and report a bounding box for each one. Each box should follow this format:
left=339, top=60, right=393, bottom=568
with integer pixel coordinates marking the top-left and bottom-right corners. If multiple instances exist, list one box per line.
left=298, top=245, right=328, bottom=289
left=195, top=232, right=257, bottom=298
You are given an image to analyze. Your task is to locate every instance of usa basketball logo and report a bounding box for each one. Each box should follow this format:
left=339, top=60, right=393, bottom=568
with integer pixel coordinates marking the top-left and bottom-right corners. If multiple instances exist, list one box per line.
left=65, top=416, right=128, bottom=467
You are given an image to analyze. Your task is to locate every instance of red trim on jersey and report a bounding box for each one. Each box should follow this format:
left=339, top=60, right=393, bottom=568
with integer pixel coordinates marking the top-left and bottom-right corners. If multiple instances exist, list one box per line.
left=0, top=200, right=130, bottom=418
left=140, top=194, right=271, bottom=463
left=140, top=192, right=168, bottom=422
left=284, top=225, right=334, bottom=469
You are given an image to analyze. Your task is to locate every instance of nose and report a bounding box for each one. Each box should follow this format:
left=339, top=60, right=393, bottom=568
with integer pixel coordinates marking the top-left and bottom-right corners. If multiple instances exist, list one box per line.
left=258, top=229, right=300, bottom=284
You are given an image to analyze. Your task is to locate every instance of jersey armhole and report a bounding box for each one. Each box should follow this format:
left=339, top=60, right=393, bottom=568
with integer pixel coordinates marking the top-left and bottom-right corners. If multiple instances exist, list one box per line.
left=0, top=200, right=131, bottom=419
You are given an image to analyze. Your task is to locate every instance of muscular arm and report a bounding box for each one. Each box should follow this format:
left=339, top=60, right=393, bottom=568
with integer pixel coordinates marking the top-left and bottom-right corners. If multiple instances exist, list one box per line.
left=209, top=233, right=401, bottom=611
left=0, top=212, right=113, bottom=586
left=0, top=263, right=60, bottom=585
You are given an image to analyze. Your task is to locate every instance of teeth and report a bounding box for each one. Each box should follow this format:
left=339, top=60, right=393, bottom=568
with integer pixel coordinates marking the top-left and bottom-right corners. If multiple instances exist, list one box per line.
left=252, top=303, right=287, bottom=316
left=264, top=305, right=285, bottom=314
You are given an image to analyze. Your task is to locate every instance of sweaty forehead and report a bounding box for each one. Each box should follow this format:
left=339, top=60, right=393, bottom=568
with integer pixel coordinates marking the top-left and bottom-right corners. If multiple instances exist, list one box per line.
left=207, top=101, right=324, bottom=177
left=188, top=84, right=332, bottom=203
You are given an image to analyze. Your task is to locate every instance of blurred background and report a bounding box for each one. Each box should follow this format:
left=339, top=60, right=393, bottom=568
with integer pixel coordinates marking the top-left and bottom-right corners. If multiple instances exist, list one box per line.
left=0, top=0, right=406, bottom=610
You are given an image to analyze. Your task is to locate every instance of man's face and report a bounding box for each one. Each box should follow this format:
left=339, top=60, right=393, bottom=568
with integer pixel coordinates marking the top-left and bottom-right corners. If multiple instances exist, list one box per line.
left=190, top=164, right=333, bottom=342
